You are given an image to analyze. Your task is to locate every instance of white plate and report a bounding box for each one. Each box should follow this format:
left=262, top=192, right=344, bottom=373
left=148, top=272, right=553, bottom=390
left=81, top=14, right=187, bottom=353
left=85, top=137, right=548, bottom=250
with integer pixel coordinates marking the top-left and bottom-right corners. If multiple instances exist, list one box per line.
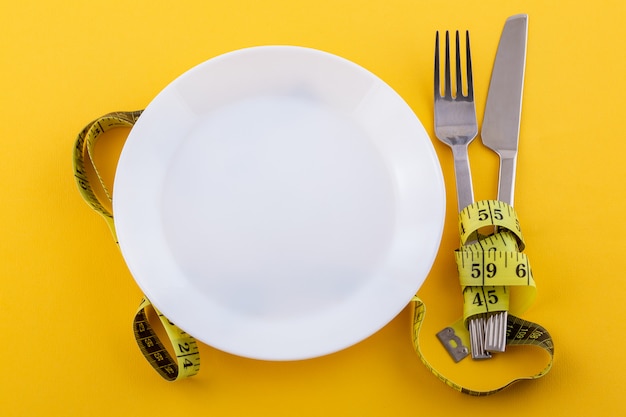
left=113, top=46, right=445, bottom=361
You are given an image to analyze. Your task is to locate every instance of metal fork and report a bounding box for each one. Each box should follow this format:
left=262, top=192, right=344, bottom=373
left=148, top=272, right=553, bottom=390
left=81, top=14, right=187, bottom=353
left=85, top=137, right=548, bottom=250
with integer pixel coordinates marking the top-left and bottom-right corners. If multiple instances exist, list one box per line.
left=434, top=30, right=491, bottom=360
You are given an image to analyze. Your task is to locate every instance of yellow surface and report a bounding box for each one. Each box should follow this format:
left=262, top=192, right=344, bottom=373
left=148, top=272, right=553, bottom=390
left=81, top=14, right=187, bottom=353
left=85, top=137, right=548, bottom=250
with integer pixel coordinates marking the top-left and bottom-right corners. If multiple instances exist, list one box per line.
left=1, top=0, right=624, bottom=414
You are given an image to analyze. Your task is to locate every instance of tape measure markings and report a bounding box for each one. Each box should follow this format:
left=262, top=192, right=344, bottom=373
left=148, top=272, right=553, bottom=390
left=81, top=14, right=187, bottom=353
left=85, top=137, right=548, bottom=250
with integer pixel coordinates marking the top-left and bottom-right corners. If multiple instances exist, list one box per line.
left=133, top=291, right=200, bottom=381
left=134, top=307, right=180, bottom=381
left=459, top=200, right=525, bottom=250
left=455, top=250, right=534, bottom=287
left=461, top=285, right=509, bottom=316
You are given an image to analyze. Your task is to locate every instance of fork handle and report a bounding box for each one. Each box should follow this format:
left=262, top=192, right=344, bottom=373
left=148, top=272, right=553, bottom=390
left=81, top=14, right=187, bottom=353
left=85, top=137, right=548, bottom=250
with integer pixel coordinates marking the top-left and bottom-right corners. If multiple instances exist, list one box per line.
left=451, top=144, right=475, bottom=213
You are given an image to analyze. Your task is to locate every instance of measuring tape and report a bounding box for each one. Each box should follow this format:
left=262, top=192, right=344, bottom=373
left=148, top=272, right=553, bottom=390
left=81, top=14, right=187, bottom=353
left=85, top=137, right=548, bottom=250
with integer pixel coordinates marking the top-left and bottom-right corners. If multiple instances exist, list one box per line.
left=73, top=112, right=553, bottom=393
left=457, top=201, right=536, bottom=323
left=73, top=111, right=200, bottom=381
left=134, top=298, right=200, bottom=380
left=411, top=200, right=554, bottom=395
left=411, top=298, right=554, bottom=395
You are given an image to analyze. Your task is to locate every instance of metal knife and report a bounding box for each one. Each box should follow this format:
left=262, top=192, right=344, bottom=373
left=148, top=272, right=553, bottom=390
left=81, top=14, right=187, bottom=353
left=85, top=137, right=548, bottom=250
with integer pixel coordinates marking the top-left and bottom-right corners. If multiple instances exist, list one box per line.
left=480, top=14, right=528, bottom=353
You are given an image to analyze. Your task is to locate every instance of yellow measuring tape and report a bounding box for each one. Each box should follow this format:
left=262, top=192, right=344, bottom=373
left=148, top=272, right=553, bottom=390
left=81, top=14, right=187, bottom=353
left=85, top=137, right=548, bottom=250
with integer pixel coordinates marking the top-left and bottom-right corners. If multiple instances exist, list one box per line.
left=73, top=111, right=200, bottom=381
left=73, top=112, right=553, bottom=393
left=134, top=298, right=200, bottom=381
left=411, top=200, right=554, bottom=395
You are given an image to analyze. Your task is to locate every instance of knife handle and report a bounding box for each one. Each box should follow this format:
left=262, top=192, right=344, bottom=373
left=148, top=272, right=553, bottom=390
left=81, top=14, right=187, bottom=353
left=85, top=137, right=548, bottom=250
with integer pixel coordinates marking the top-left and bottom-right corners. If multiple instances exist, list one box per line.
left=497, top=154, right=517, bottom=206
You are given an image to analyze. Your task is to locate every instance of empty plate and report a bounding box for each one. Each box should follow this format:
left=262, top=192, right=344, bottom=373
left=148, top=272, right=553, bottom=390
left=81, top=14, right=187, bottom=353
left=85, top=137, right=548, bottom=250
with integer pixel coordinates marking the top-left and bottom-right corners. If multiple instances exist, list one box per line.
left=113, top=46, right=445, bottom=360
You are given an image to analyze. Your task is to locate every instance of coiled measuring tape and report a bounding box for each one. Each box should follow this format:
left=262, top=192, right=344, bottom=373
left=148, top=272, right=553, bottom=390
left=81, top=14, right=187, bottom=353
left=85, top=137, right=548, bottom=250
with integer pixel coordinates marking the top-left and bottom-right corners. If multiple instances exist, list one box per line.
left=411, top=200, right=554, bottom=396
left=73, top=111, right=200, bottom=381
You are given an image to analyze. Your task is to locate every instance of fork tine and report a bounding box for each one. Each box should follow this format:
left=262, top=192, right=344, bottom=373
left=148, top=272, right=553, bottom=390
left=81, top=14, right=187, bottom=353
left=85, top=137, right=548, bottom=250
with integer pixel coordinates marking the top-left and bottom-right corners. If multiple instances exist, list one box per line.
left=444, top=31, right=452, bottom=99
left=466, top=31, right=474, bottom=100
left=455, top=31, right=462, bottom=98
left=434, top=31, right=440, bottom=98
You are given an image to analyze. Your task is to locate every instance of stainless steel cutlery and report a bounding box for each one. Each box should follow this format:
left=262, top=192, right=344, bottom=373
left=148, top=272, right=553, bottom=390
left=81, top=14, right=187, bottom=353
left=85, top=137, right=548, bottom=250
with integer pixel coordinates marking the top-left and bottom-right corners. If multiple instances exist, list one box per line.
left=434, top=14, right=528, bottom=359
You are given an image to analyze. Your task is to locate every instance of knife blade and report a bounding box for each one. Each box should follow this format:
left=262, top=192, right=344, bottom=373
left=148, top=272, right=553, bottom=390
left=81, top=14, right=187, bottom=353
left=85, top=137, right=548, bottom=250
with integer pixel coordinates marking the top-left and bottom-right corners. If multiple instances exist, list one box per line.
left=482, top=14, right=528, bottom=205
left=479, top=14, right=528, bottom=354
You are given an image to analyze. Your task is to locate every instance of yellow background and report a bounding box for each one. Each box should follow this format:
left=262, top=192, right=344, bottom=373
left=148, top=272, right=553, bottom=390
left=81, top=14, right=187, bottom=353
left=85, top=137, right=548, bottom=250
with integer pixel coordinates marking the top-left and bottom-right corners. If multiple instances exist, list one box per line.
left=2, top=0, right=624, bottom=415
